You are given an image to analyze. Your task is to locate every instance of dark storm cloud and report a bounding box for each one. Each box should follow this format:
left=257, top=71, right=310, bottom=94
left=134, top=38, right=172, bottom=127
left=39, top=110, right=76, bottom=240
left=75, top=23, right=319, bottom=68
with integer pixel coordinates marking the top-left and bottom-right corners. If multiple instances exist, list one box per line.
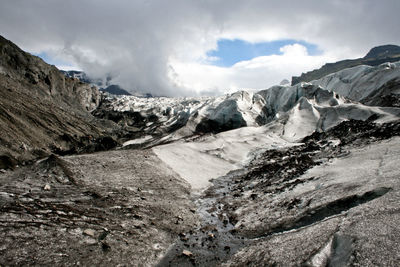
left=0, top=0, right=399, bottom=96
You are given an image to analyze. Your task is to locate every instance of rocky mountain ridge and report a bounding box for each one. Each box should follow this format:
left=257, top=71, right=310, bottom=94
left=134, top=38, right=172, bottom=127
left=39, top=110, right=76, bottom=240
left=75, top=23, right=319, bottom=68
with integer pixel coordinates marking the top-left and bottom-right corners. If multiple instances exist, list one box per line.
left=1, top=36, right=100, bottom=111
left=291, top=44, right=400, bottom=85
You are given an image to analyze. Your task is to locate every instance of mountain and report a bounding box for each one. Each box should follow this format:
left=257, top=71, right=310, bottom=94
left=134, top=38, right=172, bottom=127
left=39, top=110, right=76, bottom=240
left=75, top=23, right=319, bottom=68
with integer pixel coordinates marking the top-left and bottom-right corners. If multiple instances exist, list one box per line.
left=291, top=44, right=400, bottom=85
left=61, top=70, right=147, bottom=96
left=310, top=62, right=400, bottom=107
left=60, top=70, right=110, bottom=88
left=0, top=37, right=100, bottom=112
left=364, top=44, right=400, bottom=58
left=0, top=35, right=118, bottom=167
left=100, top=84, right=132, bottom=95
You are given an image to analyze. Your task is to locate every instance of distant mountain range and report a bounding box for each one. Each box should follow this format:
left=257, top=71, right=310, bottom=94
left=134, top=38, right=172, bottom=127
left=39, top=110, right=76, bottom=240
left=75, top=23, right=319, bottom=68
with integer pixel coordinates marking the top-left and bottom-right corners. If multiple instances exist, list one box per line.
left=291, top=44, right=400, bottom=85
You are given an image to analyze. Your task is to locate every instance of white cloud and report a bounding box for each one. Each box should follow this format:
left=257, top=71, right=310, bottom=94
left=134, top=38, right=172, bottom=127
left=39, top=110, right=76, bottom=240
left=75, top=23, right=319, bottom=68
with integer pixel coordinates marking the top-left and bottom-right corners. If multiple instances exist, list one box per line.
left=171, top=44, right=335, bottom=95
left=0, top=0, right=399, bottom=96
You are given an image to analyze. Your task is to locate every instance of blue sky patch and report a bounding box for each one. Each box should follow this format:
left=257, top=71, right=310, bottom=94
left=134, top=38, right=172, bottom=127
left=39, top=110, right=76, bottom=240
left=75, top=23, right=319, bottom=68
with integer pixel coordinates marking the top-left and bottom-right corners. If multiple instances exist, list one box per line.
left=33, top=52, right=75, bottom=69
left=207, top=39, right=320, bottom=67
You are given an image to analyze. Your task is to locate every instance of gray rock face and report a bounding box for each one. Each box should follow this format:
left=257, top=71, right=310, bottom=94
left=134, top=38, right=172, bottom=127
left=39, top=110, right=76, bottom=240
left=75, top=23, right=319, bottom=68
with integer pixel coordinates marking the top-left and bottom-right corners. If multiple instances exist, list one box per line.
left=100, top=84, right=132, bottom=96
left=364, top=44, right=400, bottom=59
left=0, top=35, right=115, bottom=163
left=0, top=36, right=100, bottom=111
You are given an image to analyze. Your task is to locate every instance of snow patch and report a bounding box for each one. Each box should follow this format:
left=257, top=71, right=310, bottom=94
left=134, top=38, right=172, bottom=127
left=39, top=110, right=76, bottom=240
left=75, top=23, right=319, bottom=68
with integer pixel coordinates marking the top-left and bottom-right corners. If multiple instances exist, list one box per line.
left=122, top=136, right=153, bottom=146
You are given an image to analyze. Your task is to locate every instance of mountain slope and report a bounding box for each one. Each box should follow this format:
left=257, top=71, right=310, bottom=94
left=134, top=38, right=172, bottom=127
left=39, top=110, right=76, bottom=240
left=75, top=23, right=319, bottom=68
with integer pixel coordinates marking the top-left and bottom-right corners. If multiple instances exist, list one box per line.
left=0, top=36, right=100, bottom=111
left=291, top=44, right=400, bottom=85
left=0, top=35, right=117, bottom=166
left=310, top=61, right=400, bottom=107
left=61, top=70, right=140, bottom=96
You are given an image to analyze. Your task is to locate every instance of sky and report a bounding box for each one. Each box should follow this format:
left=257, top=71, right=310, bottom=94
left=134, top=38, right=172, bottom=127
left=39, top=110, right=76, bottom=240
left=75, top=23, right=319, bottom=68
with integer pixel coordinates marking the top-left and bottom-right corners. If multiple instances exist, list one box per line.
left=0, top=0, right=399, bottom=96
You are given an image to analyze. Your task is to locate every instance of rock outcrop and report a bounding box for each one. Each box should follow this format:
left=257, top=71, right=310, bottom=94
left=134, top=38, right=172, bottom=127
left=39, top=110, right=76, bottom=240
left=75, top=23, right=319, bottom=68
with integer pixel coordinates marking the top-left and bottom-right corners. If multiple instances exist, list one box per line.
left=100, top=85, right=132, bottom=96
left=0, top=35, right=117, bottom=165
left=0, top=36, right=100, bottom=111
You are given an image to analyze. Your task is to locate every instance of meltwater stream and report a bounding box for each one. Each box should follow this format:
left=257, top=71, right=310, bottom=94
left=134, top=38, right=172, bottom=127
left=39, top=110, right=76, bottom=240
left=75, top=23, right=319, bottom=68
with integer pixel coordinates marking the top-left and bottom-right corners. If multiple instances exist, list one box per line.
left=156, top=169, right=253, bottom=267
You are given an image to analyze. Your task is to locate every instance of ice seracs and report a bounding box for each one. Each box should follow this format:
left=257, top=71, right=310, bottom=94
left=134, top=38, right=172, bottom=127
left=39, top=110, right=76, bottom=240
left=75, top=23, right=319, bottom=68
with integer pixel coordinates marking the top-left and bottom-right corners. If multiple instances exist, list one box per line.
left=100, top=61, right=400, bottom=190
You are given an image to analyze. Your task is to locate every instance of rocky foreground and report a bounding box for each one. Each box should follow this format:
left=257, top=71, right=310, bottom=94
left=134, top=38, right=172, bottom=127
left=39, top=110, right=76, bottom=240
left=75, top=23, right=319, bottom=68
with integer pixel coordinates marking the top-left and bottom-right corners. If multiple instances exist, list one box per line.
left=1, top=119, right=400, bottom=266
left=0, top=149, right=197, bottom=266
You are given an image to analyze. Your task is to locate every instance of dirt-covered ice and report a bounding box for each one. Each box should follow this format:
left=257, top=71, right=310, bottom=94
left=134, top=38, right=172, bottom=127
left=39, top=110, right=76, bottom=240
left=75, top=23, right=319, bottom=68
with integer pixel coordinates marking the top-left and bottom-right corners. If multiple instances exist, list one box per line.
left=152, top=125, right=294, bottom=190
left=156, top=120, right=400, bottom=266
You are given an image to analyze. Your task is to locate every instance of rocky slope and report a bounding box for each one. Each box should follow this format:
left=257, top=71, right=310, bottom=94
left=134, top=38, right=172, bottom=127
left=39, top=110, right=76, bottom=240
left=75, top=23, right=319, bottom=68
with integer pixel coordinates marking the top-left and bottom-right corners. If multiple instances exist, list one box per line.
left=0, top=37, right=100, bottom=111
left=0, top=35, right=118, bottom=167
left=291, top=44, right=400, bottom=85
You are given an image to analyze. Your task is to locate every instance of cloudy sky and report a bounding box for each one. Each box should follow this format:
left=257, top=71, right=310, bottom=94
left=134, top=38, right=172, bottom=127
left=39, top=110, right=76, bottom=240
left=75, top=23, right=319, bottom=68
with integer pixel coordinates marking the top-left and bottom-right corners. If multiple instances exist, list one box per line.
left=1, top=0, right=399, bottom=96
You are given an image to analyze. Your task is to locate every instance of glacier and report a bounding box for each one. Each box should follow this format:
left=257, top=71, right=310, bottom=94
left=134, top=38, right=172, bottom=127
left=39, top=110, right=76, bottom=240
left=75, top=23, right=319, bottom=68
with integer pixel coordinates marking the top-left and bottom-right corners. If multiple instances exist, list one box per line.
left=95, top=61, right=400, bottom=190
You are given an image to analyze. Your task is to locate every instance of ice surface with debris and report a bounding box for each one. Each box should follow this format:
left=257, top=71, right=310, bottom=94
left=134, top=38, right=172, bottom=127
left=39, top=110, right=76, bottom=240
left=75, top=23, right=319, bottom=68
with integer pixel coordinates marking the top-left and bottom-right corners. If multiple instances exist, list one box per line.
left=153, top=125, right=296, bottom=190
left=107, top=61, right=400, bottom=190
